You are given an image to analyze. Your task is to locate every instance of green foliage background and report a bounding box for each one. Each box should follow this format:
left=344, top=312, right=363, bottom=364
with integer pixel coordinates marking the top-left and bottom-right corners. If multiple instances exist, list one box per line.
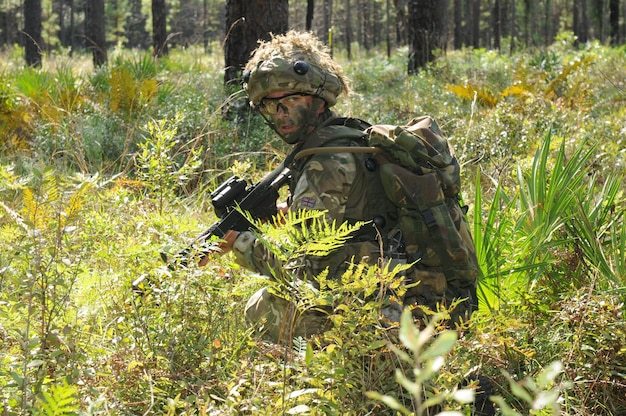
left=0, top=35, right=625, bottom=415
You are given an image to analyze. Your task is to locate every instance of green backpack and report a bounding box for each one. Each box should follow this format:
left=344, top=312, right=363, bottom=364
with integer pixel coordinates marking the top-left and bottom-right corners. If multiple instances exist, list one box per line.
left=296, top=115, right=479, bottom=291
left=365, top=116, right=478, bottom=291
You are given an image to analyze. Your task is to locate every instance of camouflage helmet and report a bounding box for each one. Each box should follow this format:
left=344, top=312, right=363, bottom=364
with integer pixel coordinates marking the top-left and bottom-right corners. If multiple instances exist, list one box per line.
left=243, top=31, right=351, bottom=108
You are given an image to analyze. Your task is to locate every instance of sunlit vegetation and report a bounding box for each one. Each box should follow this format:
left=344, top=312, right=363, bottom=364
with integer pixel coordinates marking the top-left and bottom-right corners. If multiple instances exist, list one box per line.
left=1, top=36, right=625, bottom=414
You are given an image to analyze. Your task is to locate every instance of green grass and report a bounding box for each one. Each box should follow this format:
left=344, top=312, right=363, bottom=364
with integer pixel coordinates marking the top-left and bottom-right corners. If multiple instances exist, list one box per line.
left=0, top=37, right=625, bottom=414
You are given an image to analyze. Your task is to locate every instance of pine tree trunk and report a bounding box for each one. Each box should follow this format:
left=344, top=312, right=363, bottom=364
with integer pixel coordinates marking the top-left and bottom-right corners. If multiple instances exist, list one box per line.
left=152, top=0, right=168, bottom=56
left=453, top=0, right=463, bottom=48
left=609, top=0, right=619, bottom=44
left=224, top=0, right=288, bottom=85
left=493, top=0, right=501, bottom=49
left=85, top=0, right=107, bottom=66
left=306, top=0, right=315, bottom=30
left=394, top=0, right=407, bottom=46
left=407, top=0, right=446, bottom=74
left=471, top=0, right=479, bottom=47
left=345, top=0, right=352, bottom=59
left=24, top=0, right=42, bottom=67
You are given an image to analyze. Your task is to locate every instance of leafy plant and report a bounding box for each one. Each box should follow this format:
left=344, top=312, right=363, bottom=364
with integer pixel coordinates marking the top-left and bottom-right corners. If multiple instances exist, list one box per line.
left=135, top=114, right=202, bottom=214
left=0, top=166, right=92, bottom=413
left=491, top=361, right=569, bottom=416
left=34, top=380, right=80, bottom=416
left=367, top=308, right=474, bottom=416
left=550, top=291, right=626, bottom=414
left=109, top=56, right=159, bottom=117
left=474, top=130, right=625, bottom=308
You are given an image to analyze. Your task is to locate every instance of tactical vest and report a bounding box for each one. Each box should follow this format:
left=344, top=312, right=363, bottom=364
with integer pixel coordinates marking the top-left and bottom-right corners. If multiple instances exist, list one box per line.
left=287, top=117, right=400, bottom=279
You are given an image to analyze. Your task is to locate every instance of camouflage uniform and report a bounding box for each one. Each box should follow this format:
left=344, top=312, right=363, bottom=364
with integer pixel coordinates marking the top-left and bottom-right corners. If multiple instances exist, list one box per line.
left=233, top=116, right=399, bottom=342
left=234, top=31, right=477, bottom=343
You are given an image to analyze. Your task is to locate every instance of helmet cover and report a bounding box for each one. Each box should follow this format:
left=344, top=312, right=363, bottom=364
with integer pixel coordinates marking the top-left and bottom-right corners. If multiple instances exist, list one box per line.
left=243, top=31, right=351, bottom=108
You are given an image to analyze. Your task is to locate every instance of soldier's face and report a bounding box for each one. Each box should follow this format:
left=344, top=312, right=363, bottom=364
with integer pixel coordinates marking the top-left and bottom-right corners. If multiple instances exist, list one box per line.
left=261, top=91, right=325, bottom=143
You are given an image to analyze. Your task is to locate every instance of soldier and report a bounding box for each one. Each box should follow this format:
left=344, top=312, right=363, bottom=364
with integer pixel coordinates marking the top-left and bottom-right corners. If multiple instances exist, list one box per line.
left=217, top=30, right=477, bottom=343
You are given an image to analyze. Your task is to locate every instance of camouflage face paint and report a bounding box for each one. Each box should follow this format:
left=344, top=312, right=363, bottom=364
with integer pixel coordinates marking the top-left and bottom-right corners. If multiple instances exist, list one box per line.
left=266, top=94, right=319, bottom=144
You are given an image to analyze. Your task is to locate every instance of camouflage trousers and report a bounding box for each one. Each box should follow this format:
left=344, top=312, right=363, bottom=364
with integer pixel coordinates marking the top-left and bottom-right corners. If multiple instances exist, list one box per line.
left=403, top=268, right=478, bottom=326
left=245, top=287, right=409, bottom=343
left=244, top=273, right=477, bottom=343
left=245, top=287, right=331, bottom=343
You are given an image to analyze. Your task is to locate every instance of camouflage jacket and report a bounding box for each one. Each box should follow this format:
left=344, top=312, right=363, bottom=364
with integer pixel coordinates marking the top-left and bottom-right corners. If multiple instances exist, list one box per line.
left=231, top=115, right=398, bottom=280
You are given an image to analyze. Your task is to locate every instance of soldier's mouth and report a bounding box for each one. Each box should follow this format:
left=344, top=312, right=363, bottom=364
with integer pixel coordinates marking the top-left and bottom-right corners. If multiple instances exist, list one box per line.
left=278, top=124, right=296, bottom=134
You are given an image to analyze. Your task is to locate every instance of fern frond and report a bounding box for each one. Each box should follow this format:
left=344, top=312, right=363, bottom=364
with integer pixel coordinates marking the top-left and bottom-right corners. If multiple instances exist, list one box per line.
left=110, top=66, right=137, bottom=114
left=0, top=200, right=30, bottom=233
left=446, top=84, right=476, bottom=100
left=545, top=55, right=593, bottom=98
left=139, top=78, right=158, bottom=105
left=275, top=209, right=365, bottom=257
left=37, top=381, right=80, bottom=416
left=296, top=218, right=363, bottom=257
left=65, top=182, right=91, bottom=222
left=42, top=168, right=60, bottom=205
left=501, top=84, right=532, bottom=98
left=22, top=187, right=43, bottom=228
left=446, top=83, right=499, bottom=107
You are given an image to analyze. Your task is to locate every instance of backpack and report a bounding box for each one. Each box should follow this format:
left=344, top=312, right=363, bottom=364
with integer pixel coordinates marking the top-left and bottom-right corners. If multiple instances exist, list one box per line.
left=295, top=115, right=479, bottom=319
left=364, top=116, right=478, bottom=290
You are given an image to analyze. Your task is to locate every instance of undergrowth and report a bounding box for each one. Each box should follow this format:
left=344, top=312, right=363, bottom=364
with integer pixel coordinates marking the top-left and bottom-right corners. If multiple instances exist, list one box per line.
left=0, top=37, right=625, bottom=414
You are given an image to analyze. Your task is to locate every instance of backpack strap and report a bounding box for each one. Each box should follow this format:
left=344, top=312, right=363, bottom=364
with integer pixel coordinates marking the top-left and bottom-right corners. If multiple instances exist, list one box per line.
left=295, top=146, right=381, bottom=161
left=295, top=117, right=371, bottom=154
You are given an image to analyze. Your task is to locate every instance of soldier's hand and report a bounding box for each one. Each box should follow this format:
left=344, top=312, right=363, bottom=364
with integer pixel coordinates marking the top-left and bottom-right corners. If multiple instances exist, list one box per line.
left=198, top=230, right=240, bottom=266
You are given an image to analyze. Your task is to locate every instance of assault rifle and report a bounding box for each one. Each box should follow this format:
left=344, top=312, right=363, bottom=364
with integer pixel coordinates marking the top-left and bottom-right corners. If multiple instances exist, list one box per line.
left=162, top=162, right=292, bottom=269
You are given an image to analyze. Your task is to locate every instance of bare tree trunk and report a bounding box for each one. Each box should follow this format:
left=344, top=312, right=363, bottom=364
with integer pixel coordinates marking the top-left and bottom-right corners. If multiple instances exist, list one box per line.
left=609, top=0, right=619, bottom=43
left=573, top=0, right=580, bottom=41
left=407, top=0, right=446, bottom=74
left=385, top=0, right=391, bottom=58
left=581, top=0, right=589, bottom=43
left=363, top=0, right=370, bottom=49
left=85, top=0, right=107, bottom=67
left=509, top=0, right=516, bottom=53
left=326, top=0, right=332, bottom=35
left=174, top=0, right=194, bottom=46
left=224, top=0, right=288, bottom=85
left=323, top=0, right=332, bottom=45
left=523, top=0, right=536, bottom=46
left=70, top=0, right=76, bottom=52
left=345, top=0, right=352, bottom=59
left=152, top=0, right=168, bottom=56
left=394, top=0, right=407, bottom=46
left=543, top=0, right=550, bottom=45
left=356, top=0, right=363, bottom=46
left=204, top=0, right=209, bottom=47
left=306, top=0, right=314, bottom=30
left=453, top=0, right=462, bottom=48
left=126, top=0, right=149, bottom=49
left=623, top=0, right=626, bottom=41
left=493, top=0, right=501, bottom=49
left=573, top=0, right=589, bottom=44
left=58, top=0, right=65, bottom=47
left=24, top=0, right=43, bottom=67
left=471, top=0, right=479, bottom=47
left=373, top=0, right=381, bottom=46
left=595, top=0, right=607, bottom=43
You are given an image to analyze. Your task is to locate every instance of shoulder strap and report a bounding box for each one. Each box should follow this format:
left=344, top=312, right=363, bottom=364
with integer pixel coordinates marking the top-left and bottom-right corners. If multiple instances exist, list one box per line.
left=295, top=117, right=374, bottom=161
left=295, top=146, right=381, bottom=161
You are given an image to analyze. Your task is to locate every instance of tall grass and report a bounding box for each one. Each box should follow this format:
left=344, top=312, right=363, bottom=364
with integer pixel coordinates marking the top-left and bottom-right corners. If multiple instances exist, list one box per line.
left=475, top=132, right=625, bottom=309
